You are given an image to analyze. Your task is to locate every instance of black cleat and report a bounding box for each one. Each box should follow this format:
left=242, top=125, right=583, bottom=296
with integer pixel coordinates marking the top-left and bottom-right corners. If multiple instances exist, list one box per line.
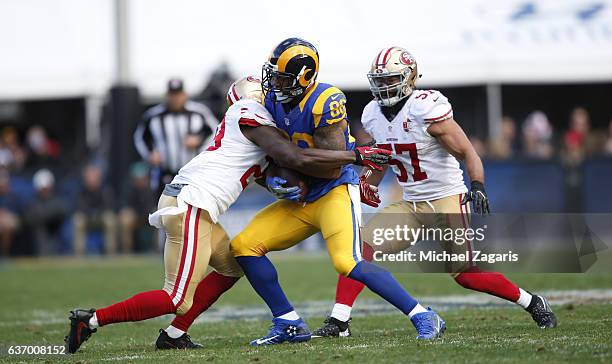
left=312, top=317, right=351, bottom=338
left=65, top=308, right=97, bottom=354
left=155, top=329, right=204, bottom=349
left=526, top=295, right=558, bottom=328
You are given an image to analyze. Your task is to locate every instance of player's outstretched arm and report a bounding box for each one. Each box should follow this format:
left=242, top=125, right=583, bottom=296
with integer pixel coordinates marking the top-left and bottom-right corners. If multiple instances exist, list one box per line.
left=351, top=118, right=388, bottom=185
left=427, top=118, right=484, bottom=183
left=241, top=124, right=389, bottom=179
left=349, top=119, right=388, bottom=207
left=427, top=118, right=490, bottom=214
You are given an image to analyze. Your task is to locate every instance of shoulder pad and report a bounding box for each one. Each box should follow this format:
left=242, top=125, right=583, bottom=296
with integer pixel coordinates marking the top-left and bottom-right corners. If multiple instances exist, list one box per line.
left=231, top=100, right=276, bottom=127
left=409, top=90, right=453, bottom=123
left=312, top=86, right=347, bottom=128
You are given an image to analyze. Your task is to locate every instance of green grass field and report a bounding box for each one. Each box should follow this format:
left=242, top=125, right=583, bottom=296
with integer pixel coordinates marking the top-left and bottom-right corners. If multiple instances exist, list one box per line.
left=0, top=254, right=611, bottom=363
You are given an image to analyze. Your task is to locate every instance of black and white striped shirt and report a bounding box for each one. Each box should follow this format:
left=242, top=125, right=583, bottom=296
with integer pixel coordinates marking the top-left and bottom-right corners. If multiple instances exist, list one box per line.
left=134, top=100, right=219, bottom=173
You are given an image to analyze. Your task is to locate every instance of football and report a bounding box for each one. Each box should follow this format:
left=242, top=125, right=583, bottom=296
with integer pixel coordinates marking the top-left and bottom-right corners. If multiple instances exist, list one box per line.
left=265, top=163, right=310, bottom=201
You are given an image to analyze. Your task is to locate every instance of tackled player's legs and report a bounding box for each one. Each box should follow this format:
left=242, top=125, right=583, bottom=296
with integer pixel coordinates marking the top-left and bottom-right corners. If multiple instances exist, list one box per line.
left=315, top=185, right=424, bottom=319
left=232, top=198, right=318, bottom=317
left=233, top=185, right=442, bottom=344
left=231, top=198, right=317, bottom=345
left=323, top=199, right=420, bottom=333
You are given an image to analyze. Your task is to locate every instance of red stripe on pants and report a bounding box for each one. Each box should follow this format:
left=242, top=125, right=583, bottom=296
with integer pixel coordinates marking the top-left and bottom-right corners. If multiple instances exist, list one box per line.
left=175, top=208, right=201, bottom=308
left=171, top=205, right=192, bottom=302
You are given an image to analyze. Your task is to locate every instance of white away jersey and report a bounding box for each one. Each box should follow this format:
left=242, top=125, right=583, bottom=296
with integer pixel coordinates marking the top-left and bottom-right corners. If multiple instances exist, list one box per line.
left=361, top=90, right=467, bottom=202
left=167, top=99, right=274, bottom=222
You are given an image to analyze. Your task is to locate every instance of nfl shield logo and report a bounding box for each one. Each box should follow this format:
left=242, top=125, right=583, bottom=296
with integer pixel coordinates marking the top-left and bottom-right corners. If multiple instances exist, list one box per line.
left=284, top=117, right=290, bottom=126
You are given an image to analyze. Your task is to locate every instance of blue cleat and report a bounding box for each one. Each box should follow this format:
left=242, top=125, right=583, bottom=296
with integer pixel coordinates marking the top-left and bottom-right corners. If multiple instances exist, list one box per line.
left=250, top=317, right=311, bottom=346
left=410, top=308, right=446, bottom=339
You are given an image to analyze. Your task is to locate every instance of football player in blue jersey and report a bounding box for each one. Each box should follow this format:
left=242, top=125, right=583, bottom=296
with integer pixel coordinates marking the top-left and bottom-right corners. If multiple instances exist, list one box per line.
left=231, top=38, right=446, bottom=346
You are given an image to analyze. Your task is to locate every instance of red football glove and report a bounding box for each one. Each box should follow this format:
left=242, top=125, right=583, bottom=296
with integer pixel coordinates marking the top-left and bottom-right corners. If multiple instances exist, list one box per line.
left=359, top=174, right=380, bottom=207
left=354, top=146, right=392, bottom=171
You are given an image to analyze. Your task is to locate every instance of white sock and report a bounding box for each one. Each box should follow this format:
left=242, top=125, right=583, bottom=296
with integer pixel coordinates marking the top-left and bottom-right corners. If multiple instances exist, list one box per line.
left=165, top=325, right=185, bottom=339
left=277, top=311, right=300, bottom=321
left=330, top=303, right=352, bottom=322
left=516, top=288, right=532, bottom=309
left=88, top=313, right=99, bottom=329
left=408, top=304, right=428, bottom=318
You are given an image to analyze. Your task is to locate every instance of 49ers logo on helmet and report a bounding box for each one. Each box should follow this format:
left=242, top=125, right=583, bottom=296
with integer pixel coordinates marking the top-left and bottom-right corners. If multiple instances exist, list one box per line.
left=246, top=76, right=261, bottom=83
left=399, top=52, right=413, bottom=65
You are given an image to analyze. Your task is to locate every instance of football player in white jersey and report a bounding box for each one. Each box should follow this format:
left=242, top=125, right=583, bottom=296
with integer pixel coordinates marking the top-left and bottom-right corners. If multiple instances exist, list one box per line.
left=312, top=47, right=557, bottom=338
left=64, top=77, right=391, bottom=353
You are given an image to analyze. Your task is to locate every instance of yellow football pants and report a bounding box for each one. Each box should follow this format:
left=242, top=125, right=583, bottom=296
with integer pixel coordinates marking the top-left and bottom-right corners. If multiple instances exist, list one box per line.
left=231, top=184, right=362, bottom=276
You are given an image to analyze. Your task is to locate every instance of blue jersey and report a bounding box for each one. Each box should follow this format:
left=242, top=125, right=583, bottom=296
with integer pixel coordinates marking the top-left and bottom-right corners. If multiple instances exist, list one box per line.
left=264, top=82, right=358, bottom=202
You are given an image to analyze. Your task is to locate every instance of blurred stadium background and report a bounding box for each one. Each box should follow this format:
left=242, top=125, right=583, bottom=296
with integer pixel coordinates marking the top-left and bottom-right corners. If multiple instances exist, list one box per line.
left=1, top=1, right=612, bottom=362
left=1, top=0, right=611, bottom=258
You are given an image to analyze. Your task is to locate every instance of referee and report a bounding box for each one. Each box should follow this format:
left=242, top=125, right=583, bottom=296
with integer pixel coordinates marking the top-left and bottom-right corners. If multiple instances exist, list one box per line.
left=134, top=78, right=219, bottom=195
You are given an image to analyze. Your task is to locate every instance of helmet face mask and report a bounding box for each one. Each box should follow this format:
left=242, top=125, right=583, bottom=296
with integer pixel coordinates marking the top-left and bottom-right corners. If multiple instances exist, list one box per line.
left=368, top=47, right=418, bottom=107
left=262, top=38, right=319, bottom=104
left=367, top=73, right=408, bottom=107
left=262, top=62, right=305, bottom=103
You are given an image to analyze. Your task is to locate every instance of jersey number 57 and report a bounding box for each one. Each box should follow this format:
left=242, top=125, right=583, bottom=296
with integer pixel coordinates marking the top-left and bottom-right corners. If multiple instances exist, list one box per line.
left=377, top=143, right=428, bottom=182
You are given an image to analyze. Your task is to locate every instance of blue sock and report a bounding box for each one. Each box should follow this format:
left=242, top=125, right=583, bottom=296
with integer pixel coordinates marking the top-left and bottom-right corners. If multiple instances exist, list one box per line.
left=348, top=261, right=418, bottom=315
left=235, top=256, right=294, bottom=317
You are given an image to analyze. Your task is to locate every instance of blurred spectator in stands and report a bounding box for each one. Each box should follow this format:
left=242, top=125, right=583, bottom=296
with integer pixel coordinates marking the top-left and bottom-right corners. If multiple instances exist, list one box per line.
left=522, top=111, right=554, bottom=159
left=469, top=136, right=487, bottom=158
left=563, top=107, right=589, bottom=164
left=488, top=116, right=518, bottom=160
left=118, top=162, right=157, bottom=253
left=198, top=62, right=235, bottom=120
left=0, top=149, right=12, bottom=171
left=26, top=169, right=68, bottom=255
left=134, top=78, right=218, bottom=196
left=562, top=107, right=605, bottom=164
left=73, top=163, right=117, bottom=256
left=604, top=119, right=612, bottom=155
left=0, top=127, right=26, bottom=172
left=0, top=170, right=21, bottom=256
left=24, top=126, right=61, bottom=174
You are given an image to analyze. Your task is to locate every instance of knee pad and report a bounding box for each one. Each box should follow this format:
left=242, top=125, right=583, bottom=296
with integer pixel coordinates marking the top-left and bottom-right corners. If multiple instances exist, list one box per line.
left=230, top=233, right=251, bottom=257
left=230, top=233, right=267, bottom=257
left=332, top=257, right=357, bottom=277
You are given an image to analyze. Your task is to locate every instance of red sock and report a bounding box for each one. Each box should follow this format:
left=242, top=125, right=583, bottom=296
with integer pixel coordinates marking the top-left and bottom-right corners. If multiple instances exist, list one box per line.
left=95, top=290, right=175, bottom=326
left=454, top=266, right=520, bottom=302
left=171, top=271, right=240, bottom=331
left=335, top=243, right=374, bottom=306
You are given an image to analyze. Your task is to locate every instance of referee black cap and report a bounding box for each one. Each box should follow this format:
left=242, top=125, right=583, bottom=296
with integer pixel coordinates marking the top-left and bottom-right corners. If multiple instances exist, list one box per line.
left=167, top=78, right=184, bottom=93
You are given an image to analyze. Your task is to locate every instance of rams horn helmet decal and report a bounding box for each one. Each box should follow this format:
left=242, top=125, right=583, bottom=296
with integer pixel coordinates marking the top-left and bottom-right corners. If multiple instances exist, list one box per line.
left=262, top=37, right=319, bottom=104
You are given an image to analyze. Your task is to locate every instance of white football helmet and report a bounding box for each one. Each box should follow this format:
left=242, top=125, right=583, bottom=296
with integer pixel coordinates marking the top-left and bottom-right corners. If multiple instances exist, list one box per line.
left=227, top=76, right=263, bottom=106
left=367, top=47, right=419, bottom=107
